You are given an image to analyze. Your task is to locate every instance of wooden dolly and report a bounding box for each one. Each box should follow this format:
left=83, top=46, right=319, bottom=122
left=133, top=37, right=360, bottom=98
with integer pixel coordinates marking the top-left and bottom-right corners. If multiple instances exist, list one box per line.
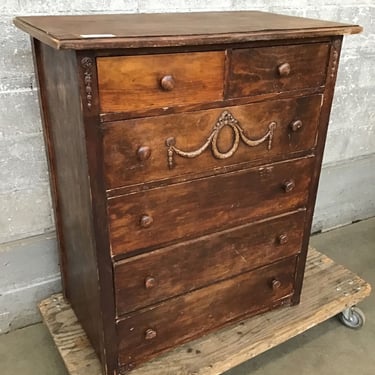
left=39, top=248, right=371, bottom=375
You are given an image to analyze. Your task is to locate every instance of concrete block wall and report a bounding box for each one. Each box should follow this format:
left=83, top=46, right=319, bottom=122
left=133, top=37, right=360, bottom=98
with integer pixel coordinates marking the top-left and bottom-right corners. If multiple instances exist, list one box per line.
left=0, top=1, right=374, bottom=333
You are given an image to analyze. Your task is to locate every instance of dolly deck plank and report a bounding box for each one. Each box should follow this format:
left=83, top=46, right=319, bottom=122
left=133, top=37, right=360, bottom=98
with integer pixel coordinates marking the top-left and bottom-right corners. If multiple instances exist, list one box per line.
left=39, top=247, right=371, bottom=375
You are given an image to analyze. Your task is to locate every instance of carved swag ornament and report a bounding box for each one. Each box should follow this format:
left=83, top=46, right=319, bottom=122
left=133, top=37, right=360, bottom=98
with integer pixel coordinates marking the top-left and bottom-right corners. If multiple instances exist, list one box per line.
left=166, top=110, right=276, bottom=169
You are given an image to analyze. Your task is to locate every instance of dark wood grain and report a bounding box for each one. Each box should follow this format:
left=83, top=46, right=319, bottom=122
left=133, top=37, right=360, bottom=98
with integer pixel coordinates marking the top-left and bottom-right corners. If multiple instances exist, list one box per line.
left=99, top=85, right=325, bottom=123
left=76, top=51, right=118, bottom=374
left=31, top=39, right=68, bottom=293
left=17, top=12, right=360, bottom=374
left=292, top=37, right=344, bottom=306
left=117, top=256, right=297, bottom=371
left=103, top=95, right=321, bottom=190
left=108, top=156, right=314, bottom=256
left=227, top=43, right=330, bottom=98
left=97, top=52, right=225, bottom=113
left=114, top=210, right=305, bottom=316
left=13, top=12, right=361, bottom=50
left=35, top=42, right=104, bottom=362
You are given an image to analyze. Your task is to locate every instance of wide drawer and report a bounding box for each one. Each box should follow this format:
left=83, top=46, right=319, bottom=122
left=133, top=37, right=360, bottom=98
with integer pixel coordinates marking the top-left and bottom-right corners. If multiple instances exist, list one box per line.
left=108, top=156, right=314, bottom=256
left=114, top=210, right=305, bottom=316
left=117, top=256, right=297, bottom=369
left=103, top=95, right=322, bottom=190
left=227, top=43, right=330, bottom=98
left=97, top=51, right=225, bottom=113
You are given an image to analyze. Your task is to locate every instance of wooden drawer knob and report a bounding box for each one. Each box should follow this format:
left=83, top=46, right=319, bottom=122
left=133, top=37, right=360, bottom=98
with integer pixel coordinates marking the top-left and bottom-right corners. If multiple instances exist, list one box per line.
left=278, top=233, right=288, bottom=245
left=277, top=62, right=291, bottom=77
left=290, top=120, right=303, bottom=132
left=271, top=279, right=282, bottom=290
left=282, top=179, right=295, bottom=193
left=160, top=75, right=175, bottom=91
left=137, top=146, right=151, bottom=161
left=140, top=214, right=153, bottom=228
left=145, top=276, right=156, bottom=289
left=145, top=328, right=157, bottom=340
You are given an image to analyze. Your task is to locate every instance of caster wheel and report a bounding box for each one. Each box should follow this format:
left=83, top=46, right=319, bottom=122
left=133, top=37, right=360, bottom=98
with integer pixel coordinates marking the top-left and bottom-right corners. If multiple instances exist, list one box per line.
left=338, top=306, right=365, bottom=329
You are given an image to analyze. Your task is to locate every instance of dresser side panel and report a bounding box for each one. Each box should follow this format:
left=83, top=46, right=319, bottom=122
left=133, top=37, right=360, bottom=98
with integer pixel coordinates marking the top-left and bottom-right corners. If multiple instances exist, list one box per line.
left=35, top=41, right=104, bottom=360
left=292, top=36, right=343, bottom=304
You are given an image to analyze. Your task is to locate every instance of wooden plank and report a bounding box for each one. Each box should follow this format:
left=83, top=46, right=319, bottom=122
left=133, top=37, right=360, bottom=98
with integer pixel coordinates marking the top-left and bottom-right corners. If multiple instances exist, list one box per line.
left=39, top=247, right=371, bottom=375
left=13, top=12, right=362, bottom=50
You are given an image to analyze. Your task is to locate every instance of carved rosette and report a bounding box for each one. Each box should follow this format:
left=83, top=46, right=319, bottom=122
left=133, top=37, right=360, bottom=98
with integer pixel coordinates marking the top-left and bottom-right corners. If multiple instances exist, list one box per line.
left=166, top=110, right=276, bottom=169
left=81, top=57, right=93, bottom=110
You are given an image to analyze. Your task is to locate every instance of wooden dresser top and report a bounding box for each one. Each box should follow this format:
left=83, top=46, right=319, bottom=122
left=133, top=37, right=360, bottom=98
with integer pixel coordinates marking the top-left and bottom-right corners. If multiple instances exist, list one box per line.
left=14, top=11, right=362, bottom=50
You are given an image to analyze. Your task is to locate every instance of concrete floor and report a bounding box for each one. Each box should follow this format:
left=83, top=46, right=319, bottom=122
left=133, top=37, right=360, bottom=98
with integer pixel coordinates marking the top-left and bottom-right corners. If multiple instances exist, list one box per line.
left=0, top=218, right=374, bottom=375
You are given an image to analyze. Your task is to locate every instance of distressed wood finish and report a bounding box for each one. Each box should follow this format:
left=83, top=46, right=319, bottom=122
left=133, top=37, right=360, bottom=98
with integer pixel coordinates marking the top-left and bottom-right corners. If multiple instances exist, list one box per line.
left=114, top=210, right=305, bottom=316
left=117, top=256, right=297, bottom=370
left=15, top=10, right=362, bottom=375
left=292, top=37, right=344, bottom=306
left=103, top=95, right=321, bottom=190
left=228, top=43, right=330, bottom=98
left=108, top=157, right=314, bottom=256
left=14, top=12, right=362, bottom=50
left=97, top=52, right=225, bottom=113
left=38, top=248, right=371, bottom=375
left=33, top=41, right=106, bottom=361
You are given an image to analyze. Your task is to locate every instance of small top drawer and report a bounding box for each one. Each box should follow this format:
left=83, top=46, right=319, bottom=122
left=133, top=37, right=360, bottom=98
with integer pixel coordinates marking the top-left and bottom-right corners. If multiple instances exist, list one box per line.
left=227, top=43, right=330, bottom=98
left=97, top=51, right=225, bottom=113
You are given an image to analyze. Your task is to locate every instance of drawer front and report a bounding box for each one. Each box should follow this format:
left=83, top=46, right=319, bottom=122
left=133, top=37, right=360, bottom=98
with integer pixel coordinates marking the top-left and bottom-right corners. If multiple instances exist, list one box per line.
left=227, top=43, right=329, bottom=98
left=97, top=51, right=225, bottom=113
left=117, top=256, right=296, bottom=369
left=114, top=210, right=305, bottom=316
left=108, top=156, right=314, bottom=256
left=103, top=95, right=322, bottom=190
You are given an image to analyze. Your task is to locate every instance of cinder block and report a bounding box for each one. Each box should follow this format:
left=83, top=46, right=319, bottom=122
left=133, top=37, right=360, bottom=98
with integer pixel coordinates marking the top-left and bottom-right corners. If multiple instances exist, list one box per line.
left=323, top=125, right=375, bottom=165
left=268, top=6, right=306, bottom=17
left=105, top=0, right=138, bottom=12
left=0, top=90, right=42, bottom=139
left=0, top=274, right=61, bottom=334
left=0, top=0, right=21, bottom=16
left=313, top=154, right=375, bottom=232
left=0, top=17, right=35, bottom=88
left=229, top=1, right=268, bottom=11
left=339, top=7, right=375, bottom=51
left=0, top=232, right=59, bottom=291
left=329, top=85, right=375, bottom=132
left=0, top=185, right=54, bottom=244
left=231, top=0, right=307, bottom=10
left=307, top=0, right=372, bottom=6
left=19, top=0, right=106, bottom=14
left=336, top=52, right=375, bottom=90
left=0, top=74, right=36, bottom=92
left=305, top=6, right=339, bottom=22
left=0, top=134, right=49, bottom=193
left=139, top=0, right=232, bottom=12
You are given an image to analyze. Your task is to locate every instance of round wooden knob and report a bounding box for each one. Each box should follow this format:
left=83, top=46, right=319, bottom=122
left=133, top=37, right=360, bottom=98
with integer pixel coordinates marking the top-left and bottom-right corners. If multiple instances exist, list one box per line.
left=140, top=214, right=153, bottom=228
left=160, top=75, right=175, bottom=91
left=145, top=328, right=157, bottom=340
left=145, top=276, right=156, bottom=289
left=290, top=120, right=303, bottom=132
left=278, top=62, right=291, bottom=77
left=271, top=279, right=282, bottom=290
left=278, top=233, right=289, bottom=245
left=282, top=179, right=295, bottom=193
left=137, top=146, right=151, bottom=161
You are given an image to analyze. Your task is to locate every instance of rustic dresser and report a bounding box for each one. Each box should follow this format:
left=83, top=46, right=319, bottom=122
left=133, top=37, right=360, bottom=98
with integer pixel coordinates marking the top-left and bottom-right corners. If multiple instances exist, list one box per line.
left=14, top=11, right=361, bottom=374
